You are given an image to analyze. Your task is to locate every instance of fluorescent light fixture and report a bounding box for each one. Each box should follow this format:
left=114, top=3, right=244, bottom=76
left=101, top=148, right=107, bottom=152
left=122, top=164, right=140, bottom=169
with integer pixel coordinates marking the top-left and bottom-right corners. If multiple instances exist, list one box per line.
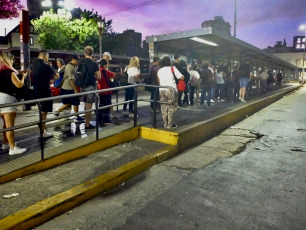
left=190, top=37, right=218, bottom=46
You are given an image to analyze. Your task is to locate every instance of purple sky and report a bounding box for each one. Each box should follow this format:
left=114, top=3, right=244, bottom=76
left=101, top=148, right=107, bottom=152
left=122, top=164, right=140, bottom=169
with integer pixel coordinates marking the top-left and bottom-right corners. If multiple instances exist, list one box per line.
left=1, top=0, right=305, bottom=49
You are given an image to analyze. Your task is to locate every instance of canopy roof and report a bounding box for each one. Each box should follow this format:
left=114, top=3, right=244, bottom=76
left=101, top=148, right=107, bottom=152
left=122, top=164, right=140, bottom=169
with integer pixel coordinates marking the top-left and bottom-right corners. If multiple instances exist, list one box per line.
left=146, top=27, right=297, bottom=70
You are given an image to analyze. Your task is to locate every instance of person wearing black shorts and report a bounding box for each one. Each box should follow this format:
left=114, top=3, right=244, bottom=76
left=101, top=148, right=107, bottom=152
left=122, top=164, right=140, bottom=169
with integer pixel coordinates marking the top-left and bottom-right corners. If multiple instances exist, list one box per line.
left=32, top=50, right=59, bottom=138
left=54, top=55, right=84, bottom=122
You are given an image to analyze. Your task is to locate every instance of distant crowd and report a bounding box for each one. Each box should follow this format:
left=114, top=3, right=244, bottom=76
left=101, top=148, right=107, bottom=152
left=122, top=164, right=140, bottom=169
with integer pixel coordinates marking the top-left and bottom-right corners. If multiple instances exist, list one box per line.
left=0, top=47, right=284, bottom=155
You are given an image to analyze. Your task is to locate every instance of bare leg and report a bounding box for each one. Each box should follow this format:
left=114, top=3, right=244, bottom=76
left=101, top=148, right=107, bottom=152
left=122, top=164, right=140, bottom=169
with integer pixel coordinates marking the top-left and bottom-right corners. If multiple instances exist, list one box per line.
left=73, top=105, right=79, bottom=118
left=85, top=102, right=93, bottom=127
left=1, top=115, right=8, bottom=144
left=57, top=104, right=71, bottom=113
left=40, top=112, right=48, bottom=133
left=3, top=112, right=17, bottom=149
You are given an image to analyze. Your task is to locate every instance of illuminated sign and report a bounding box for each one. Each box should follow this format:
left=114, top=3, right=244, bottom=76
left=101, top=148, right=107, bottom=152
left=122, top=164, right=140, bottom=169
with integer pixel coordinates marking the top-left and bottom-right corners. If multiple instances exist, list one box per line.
left=293, top=36, right=305, bottom=52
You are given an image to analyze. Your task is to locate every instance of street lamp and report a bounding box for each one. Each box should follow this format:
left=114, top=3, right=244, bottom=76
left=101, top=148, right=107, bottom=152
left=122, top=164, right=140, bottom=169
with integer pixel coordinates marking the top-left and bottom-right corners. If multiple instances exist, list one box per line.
left=299, top=24, right=306, bottom=82
left=98, top=21, right=104, bottom=59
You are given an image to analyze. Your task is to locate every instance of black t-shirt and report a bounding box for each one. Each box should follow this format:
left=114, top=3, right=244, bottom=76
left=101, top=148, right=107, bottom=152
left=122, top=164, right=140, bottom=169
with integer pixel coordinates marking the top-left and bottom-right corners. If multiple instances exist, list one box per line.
left=0, top=69, right=18, bottom=96
left=77, top=58, right=99, bottom=87
left=238, top=63, right=250, bottom=78
left=32, top=59, right=56, bottom=92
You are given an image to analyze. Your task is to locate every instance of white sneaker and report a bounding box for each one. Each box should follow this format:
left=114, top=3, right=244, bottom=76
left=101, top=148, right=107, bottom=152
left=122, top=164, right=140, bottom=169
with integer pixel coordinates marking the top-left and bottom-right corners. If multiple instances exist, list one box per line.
left=210, top=99, right=214, bottom=103
left=42, top=131, right=54, bottom=138
left=2, top=143, right=9, bottom=150
left=9, top=146, right=27, bottom=155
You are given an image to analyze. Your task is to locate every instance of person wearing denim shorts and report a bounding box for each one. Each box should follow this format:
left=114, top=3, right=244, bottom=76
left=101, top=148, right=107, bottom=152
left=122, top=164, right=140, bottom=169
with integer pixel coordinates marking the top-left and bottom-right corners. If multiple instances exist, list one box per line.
left=238, top=63, right=251, bottom=102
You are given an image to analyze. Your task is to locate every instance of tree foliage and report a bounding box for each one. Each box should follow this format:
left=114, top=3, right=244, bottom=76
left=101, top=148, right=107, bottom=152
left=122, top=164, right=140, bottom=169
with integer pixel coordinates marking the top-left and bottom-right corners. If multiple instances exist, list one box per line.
left=31, top=8, right=117, bottom=52
left=0, top=0, right=24, bottom=19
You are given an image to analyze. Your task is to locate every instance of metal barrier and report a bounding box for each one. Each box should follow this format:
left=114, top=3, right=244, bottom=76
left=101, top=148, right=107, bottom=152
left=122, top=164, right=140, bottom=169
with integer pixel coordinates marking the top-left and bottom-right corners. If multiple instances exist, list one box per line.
left=0, top=84, right=175, bottom=161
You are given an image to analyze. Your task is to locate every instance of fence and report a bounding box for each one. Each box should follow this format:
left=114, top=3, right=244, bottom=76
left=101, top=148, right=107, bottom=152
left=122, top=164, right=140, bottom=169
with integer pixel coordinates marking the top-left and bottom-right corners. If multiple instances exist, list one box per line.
left=0, top=84, right=175, bottom=162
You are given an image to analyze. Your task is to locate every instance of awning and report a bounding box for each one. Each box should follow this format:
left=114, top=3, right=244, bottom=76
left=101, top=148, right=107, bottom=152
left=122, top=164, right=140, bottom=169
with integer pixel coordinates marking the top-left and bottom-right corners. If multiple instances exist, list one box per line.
left=146, top=27, right=298, bottom=71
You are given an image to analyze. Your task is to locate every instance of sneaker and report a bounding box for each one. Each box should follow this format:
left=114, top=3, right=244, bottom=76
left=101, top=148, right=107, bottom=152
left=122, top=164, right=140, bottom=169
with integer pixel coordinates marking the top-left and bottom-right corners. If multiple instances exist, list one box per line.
left=210, top=99, right=214, bottom=103
left=2, top=143, right=9, bottom=150
left=42, top=131, right=54, bottom=138
left=241, top=99, right=246, bottom=102
left=168, top=124, right=178, bottom=129
left=54, top=111, right=60, bottom=116
left=74, top=116, right=85, bottom=123
left=85, top=124, right=96, bottom=130
left=9, top=146, right=27, bottom=155
left=103, top=120, right=113, bottom=125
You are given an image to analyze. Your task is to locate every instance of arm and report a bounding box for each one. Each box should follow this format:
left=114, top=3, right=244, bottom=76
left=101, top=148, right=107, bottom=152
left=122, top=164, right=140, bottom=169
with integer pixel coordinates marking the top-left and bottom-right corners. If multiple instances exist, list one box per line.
left=53, top=73, right=60, bottom=80
left=95, top=71, right=101, bottom=80
left=11, top=71, right=26, bottom=88
left=69, top=79, right=79, bottom=93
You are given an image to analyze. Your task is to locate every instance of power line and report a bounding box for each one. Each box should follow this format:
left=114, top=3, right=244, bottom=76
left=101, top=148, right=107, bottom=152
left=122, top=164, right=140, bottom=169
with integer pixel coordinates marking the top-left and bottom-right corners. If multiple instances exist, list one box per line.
left=256, top=0, right=293, bottom=38
left=102, top=0, right=164, bottom=17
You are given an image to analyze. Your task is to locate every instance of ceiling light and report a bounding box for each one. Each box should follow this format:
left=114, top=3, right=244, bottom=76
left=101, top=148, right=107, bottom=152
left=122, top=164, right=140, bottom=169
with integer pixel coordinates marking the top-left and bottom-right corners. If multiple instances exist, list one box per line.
left=190, top=37, right=218, bottom=46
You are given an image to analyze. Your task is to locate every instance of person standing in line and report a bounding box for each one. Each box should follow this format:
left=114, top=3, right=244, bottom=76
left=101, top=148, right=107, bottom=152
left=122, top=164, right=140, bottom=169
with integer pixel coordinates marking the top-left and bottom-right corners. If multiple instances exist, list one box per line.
left=97, top=59, right=115, bottom=126
left=200, top=62, right=213, bottom=107
left=238, top=62, right=251, bottom=102
left=259, top=69, right=268, bottom=94
left=32, top=50, right=59, bottom=138
left=102, top=52, right=112, bottom=67
left=208, top=64, right=216, bottom=103
left=188, top=64, right=200, bottom=106
left=178, top=60, right=190, bottom=107
left=54, top=55, right=84, bottom=122
left=231, top=65, right=240, bottom=100
left=276, top=71, right=283, bottom=86
left=77, top=46, right=101, bottom=130
left=148, top=56, right=160, bottom=112
left=0, top=51, right=27, bottom=155
left=215, top=67, right=225, bottom=102
left=157, top=56, right=184, bottom=129
left=123, top=56, right=140, bottom=114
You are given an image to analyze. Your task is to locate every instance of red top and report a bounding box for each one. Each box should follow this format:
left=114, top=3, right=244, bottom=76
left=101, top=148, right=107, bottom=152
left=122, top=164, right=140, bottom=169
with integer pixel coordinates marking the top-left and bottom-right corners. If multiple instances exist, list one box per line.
left=98, top=67, right=115, bottom=95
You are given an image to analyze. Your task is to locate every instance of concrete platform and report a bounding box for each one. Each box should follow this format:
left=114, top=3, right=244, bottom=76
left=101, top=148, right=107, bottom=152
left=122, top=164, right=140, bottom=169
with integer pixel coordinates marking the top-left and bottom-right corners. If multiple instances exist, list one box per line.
left=0, top=84, right=301, bottom=230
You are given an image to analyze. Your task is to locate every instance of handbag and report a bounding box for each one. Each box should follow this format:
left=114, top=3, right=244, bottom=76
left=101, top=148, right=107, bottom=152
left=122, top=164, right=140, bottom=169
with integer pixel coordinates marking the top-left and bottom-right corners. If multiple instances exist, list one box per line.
left=171, top=66, right=186, bottom=92
left=102, top=69, right=119, bottom=94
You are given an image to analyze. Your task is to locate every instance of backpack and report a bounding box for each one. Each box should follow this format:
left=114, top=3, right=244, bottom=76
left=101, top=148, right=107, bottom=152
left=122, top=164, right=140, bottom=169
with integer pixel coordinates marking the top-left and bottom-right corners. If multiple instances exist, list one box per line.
left=75, top=62, right=88, bottom=88
left=119, top=68, right=128, bottom=86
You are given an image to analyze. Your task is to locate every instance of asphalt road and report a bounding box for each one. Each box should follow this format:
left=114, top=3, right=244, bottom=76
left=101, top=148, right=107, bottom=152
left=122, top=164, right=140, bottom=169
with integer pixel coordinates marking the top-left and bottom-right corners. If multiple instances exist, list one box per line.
left=37, top=85, right=306, bottom=230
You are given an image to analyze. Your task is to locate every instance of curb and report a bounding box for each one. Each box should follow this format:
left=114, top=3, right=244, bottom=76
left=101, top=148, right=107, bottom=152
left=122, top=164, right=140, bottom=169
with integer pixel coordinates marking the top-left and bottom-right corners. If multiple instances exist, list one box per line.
left=0, top=145, right=179, bottom=230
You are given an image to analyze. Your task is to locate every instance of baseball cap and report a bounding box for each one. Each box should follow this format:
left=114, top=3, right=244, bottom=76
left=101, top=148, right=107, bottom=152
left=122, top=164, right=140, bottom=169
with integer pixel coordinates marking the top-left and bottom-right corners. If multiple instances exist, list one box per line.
left=103, top=52, right=112, bottom=60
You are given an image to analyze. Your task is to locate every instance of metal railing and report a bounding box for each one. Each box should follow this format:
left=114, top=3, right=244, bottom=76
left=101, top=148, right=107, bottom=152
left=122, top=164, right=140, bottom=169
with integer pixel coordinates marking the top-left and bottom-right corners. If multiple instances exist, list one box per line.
left=0, top=84, right=175, bottom=161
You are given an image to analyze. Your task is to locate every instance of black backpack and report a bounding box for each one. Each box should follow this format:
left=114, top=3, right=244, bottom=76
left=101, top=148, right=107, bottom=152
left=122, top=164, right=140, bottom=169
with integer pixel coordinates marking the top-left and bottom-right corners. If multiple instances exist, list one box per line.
left=75, top=62, right=88, bottom=88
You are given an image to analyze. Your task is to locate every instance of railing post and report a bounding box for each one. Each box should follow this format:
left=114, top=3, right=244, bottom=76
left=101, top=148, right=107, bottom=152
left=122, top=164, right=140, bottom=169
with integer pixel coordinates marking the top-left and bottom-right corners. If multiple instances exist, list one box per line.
left=153, top=87, right=158, bottom=128
left=37, top=102, right=44, bottom=161
left=133, top=85, right=138, bottom=127
left=95, top=92, right=99, bottom=141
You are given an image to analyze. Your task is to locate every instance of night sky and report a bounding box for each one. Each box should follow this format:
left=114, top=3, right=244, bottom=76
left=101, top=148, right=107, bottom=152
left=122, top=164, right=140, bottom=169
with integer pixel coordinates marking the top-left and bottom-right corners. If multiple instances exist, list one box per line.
left=1, top=0, right=305, bottom=49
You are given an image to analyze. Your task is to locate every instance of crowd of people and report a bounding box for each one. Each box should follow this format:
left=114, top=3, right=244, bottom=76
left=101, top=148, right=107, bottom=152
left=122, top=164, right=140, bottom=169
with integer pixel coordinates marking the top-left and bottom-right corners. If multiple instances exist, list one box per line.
left=0, top=47, right=286, bottom=155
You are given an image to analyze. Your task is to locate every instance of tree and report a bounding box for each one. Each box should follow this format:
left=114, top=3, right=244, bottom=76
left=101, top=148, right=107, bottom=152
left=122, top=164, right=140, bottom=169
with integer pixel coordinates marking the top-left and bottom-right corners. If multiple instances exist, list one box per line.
left=0, top=0, right=24, bottom=19
left=31, top=8, right=116, bottom=52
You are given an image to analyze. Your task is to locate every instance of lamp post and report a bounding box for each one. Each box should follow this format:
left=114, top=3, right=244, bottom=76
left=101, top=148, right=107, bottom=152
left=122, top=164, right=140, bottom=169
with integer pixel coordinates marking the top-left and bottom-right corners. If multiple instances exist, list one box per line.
left=299, top=24, right=306, bottom=82
left=98, top=21, right=104, bottom=59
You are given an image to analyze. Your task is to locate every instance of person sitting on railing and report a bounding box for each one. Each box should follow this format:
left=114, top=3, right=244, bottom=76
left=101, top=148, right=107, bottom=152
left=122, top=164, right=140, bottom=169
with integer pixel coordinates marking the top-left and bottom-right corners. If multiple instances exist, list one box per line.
left=157, top=56, right=184, bottom=129
left=54, top=55, right=84, bottom=123
left=123, top=56, right=140, bottom=114
left=97, top=59, right=115, bottom=126
left=0, top=51, right=27, bottom=155
left=31, top=50, right=60, bottom=138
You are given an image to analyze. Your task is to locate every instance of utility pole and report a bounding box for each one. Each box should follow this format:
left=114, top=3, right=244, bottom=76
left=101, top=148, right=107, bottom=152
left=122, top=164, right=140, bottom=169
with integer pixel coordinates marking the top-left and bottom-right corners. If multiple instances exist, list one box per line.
left=234, top=0, right=237, bottom=37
